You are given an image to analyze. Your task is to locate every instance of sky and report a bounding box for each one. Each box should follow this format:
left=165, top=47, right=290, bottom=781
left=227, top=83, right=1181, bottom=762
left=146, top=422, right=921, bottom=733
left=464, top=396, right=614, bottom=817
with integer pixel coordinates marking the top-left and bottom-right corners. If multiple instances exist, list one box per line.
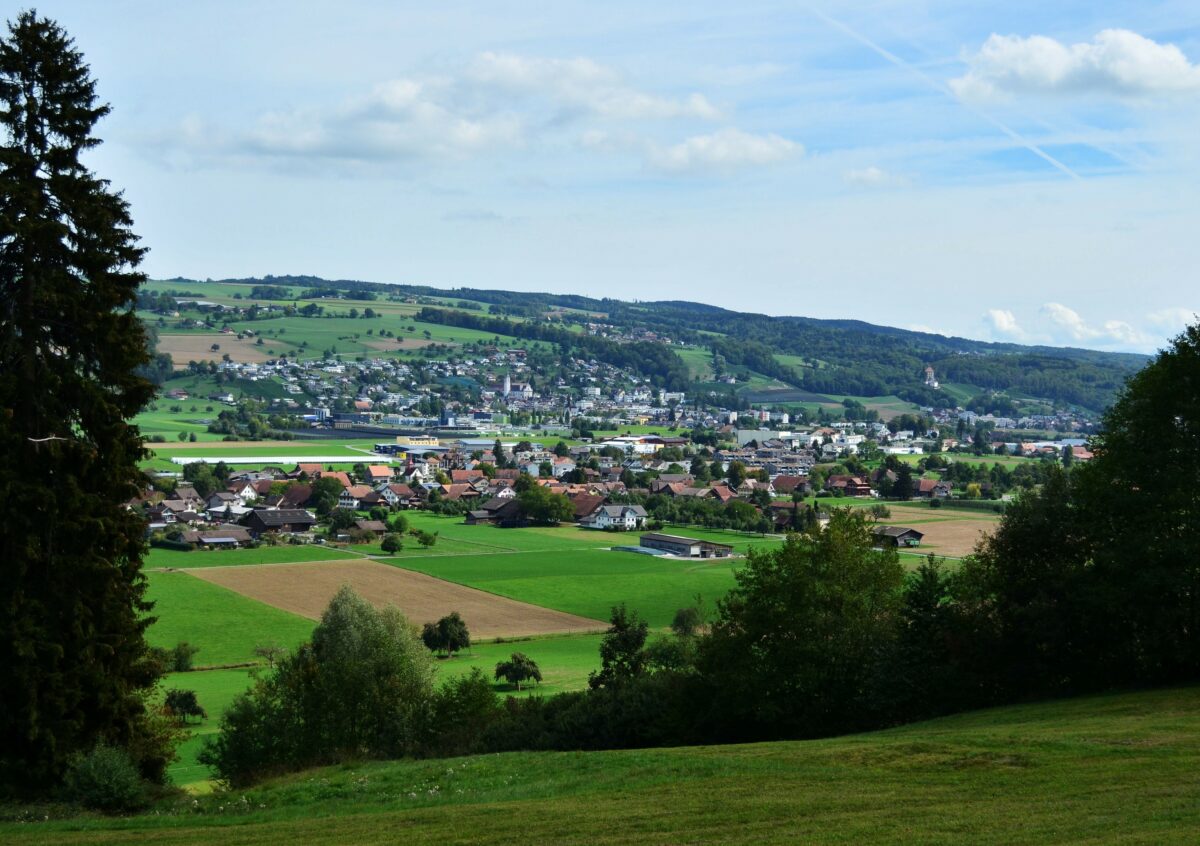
left=27, top=1, right=1200, bottom=353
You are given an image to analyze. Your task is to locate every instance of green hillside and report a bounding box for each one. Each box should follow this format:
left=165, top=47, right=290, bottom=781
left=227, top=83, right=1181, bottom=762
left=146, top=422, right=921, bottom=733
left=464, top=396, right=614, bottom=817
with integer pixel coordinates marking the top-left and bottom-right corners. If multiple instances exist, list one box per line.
left=7, top=686, right=1198, bottom=844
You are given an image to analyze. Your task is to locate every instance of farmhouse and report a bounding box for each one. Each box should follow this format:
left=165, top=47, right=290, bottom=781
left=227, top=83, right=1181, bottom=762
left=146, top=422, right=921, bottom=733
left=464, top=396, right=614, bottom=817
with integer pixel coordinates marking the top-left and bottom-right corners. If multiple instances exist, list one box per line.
left=179, top=525, right=253, bottom=548
left=639, top=532, right=734, bottom=558
left=465, top=496, right=524, bottom=527
left=579, top=504, right=648, bottom=531
left=242, top=508, right=317, bottom=537
left=915, top=479, right=952, bottom=499
left=872, top=525, right=924, bottom=548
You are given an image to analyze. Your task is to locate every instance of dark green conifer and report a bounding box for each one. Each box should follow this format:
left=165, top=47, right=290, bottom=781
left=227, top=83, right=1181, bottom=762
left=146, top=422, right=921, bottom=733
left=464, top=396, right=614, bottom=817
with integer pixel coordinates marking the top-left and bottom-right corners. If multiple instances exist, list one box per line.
left=0, top=11, right=167, bottom=791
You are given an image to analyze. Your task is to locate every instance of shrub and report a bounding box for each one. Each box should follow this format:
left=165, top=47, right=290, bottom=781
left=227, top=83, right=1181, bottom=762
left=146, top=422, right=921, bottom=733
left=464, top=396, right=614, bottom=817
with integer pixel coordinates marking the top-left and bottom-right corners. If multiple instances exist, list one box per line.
left=61, top=744, right=146, bottom=813
left=200, top=586, right=435, bottom=787
left=169, top=642, right=201, bottom=672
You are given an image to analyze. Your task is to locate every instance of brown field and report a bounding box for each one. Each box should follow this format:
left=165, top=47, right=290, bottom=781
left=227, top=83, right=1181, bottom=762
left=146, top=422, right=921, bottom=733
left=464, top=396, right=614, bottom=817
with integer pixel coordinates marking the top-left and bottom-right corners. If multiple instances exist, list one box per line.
left=159, top=333, right=276, bottom=368
left=187, top=560, right=605, bottom=638
left=882, top=504, right=999, bottom=558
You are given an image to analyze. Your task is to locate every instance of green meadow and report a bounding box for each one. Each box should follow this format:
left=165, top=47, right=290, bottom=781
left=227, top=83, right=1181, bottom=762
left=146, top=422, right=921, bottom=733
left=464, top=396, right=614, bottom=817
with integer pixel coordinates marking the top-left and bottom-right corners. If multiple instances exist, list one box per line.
left=386, top=548, right=740, bottom=628
left=10, top=685, right=1200, bottom=844
left=146, top=545, right=362, bottom=570
left=144, top=572, right=315, bottom=667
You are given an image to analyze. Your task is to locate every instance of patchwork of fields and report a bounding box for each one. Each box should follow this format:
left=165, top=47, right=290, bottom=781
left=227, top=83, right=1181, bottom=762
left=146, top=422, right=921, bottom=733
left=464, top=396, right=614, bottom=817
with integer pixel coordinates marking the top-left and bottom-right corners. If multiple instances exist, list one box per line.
left=188, top=559, right=607, bottom=638
left=142, top=506, right=998, bottom=787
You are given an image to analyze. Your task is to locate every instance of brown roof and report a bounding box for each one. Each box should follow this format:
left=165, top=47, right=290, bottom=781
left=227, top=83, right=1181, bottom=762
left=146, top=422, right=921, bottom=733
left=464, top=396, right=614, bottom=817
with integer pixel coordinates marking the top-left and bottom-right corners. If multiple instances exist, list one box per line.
left=569, top=492, right=607, bottom=520
left=281, top=484, right=312, bottom=507
left=318, top=471, right=353, bottom=489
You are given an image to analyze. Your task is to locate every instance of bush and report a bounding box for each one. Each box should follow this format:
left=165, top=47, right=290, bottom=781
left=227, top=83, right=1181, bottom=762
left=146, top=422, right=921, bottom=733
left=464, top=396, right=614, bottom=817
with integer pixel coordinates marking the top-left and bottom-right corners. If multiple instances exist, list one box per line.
left=200, top=586, right=436, bottom=787
left=168, top=642, right=201, bottom=672
left=61, top=744, right=147, bottom=813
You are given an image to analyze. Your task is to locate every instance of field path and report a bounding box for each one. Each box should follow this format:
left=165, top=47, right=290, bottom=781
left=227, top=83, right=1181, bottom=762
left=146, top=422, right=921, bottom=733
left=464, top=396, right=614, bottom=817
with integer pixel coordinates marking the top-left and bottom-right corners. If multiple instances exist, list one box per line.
left=185, top=559, right=607, bottom=638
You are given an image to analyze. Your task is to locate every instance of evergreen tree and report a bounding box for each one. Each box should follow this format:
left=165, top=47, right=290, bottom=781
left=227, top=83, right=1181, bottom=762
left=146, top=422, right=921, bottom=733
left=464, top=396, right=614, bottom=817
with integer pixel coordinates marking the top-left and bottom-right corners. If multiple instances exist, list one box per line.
left=0, top=12, right=169, bottom=791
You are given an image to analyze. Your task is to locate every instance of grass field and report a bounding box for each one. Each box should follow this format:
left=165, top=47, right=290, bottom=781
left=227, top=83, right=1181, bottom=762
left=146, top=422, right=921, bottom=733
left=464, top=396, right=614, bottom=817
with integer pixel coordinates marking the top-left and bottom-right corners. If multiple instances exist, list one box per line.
left=189, top=560, right=606, bottom=637
left=147, top=545, right=362, bottom=570
left=389, top=548, right=739, bottom=628
left=10, top=685, right=1200, bottom=844
left=159, top=668, right=256, bottom=788
left=145, top=572, right=316, bottom=667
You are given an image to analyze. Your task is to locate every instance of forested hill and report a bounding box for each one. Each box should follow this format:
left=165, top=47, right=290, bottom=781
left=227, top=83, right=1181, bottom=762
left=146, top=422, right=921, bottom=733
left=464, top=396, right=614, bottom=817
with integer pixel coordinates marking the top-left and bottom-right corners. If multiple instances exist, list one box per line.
left=155, top=275, right=1148, bottom=411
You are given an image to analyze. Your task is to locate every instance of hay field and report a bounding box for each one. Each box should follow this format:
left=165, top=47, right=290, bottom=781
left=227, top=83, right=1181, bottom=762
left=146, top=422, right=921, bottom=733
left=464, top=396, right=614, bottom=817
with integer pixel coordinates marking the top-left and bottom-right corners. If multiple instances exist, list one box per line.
left=187, top=560, right=606, bottom=638
left=883, top=504, right=999, bottom=557
left=159, top=333, right=275, bottom=367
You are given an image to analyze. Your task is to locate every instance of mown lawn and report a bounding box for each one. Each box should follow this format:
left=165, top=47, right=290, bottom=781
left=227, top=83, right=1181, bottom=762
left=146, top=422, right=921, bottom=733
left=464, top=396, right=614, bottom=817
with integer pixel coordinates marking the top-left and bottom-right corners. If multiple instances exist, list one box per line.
left=144, top=572, right=315, bottom=667
left=436, top=632, right=604, bottom=696
left=9, top=686, right=1200, bottom=844
left=159, top=668, right=256, bottom=788
left=146, top=545, right=361, bottom=569
left=386, top=548, right=739, bottom=628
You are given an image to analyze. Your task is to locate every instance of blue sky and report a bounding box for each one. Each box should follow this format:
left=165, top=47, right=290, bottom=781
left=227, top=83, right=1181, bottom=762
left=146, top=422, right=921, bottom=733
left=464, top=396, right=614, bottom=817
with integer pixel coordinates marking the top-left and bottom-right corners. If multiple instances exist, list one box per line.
left=32, top=1, right=1200, bottom=352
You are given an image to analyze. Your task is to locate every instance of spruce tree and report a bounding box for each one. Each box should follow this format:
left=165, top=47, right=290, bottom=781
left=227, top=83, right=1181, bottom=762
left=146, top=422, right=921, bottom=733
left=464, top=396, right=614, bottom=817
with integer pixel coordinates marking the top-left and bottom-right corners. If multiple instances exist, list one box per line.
left=0, top=12, right=168, bottom=791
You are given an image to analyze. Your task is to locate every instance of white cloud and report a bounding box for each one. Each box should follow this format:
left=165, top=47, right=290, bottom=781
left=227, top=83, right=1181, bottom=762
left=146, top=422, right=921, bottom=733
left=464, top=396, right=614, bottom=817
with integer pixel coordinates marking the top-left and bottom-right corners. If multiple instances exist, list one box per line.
left=646, top=128, right=801, bottom=173
left=180, top=52, right=731, bottom=167
left=985, top=308, right=1024, bottom=338
left=465, top=52, right=721, bottom=120
left=1146, top=307, right=1199, bottom=333
left=243, top=78, right=524, bottom=162
left=950, top=29, right=1200, bottom=102
left=1039, top=302, right=1147, bottom=346
left=844, top=166, right=909, bottom=187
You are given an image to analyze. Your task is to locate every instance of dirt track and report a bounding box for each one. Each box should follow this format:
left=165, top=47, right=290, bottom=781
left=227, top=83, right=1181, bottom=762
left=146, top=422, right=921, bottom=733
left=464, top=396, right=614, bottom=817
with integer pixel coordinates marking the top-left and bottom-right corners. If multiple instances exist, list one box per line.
left=186, top=559, right=605, bottom=638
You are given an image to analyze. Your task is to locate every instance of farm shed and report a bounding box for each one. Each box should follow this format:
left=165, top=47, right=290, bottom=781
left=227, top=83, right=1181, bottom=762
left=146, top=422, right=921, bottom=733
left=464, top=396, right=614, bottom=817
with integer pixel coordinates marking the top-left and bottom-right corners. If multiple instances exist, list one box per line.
left=639, top=532, right=734, bottom=558
left=872, top=525, right=925, bottom=548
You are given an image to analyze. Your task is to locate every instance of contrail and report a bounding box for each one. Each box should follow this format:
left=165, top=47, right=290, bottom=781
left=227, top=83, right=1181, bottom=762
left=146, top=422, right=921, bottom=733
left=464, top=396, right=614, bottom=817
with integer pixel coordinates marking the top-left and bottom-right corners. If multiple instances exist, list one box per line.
left=807, top=6, right=1082, bottom=180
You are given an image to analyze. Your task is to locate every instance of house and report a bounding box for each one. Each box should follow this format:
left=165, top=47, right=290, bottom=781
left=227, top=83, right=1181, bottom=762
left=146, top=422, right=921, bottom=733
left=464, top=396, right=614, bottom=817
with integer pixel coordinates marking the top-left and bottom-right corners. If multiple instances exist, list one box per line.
left=180, top=525, right=253, bottom=549
left=205, top=491, right=240, bottom=511
left=872, top=525, right=924, bottom=548
left=770, top=474, right=811, bottom=496
left=278, top=484, right=312, bottom=508
left=379, top=483, right=415, bottom=508
left=364, top=465, right=394, bottom=484
left=568, top=492, right=607, bottom=521
left=825, top=475, right=874, bottom=497
left=464, top=496, right=524, bottom=527
left=579, top=504, right=648, bottom=531
left=339, top=485, right=374, bottom=510
left=242, top=508, right=317, bottom=537
left=639, top=532, right=734, bottom=558
left=915, top=479, right=952, bottom=499
left=354, top=519, right=388, bottom=537
left=317, top=470, right=353, bottom=489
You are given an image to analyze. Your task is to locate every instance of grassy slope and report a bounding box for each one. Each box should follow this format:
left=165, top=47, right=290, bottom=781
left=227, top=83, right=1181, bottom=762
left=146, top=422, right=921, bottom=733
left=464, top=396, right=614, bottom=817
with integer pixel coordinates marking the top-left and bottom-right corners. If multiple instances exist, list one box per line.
left=10, top=686, right=1200, bottom=844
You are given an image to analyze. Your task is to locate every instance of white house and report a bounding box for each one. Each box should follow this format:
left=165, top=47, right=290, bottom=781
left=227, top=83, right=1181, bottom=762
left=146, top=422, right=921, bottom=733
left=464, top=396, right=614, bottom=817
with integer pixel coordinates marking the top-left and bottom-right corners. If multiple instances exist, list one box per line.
left=579, top=504, right=648, bottom=531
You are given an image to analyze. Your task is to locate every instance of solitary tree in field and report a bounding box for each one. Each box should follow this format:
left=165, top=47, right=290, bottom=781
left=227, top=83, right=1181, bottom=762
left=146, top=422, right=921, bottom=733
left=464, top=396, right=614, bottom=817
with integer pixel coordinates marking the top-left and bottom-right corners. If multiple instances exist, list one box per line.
left=494, top=653, right=542, bottom=691
left=0, top=12, right=171, bottom=791
left=164, top=689, right=207, bottom=724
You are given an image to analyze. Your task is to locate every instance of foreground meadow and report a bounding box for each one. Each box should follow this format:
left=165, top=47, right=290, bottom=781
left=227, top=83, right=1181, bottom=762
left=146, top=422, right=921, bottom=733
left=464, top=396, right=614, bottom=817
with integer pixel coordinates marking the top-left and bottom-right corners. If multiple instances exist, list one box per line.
left=7, top=686, right=1199, bottom=844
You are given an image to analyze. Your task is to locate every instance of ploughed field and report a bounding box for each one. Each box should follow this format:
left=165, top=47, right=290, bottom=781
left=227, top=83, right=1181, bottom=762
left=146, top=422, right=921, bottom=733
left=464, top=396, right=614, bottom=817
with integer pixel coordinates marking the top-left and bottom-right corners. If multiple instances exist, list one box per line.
left=186, top=559, right=607, bottom=639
